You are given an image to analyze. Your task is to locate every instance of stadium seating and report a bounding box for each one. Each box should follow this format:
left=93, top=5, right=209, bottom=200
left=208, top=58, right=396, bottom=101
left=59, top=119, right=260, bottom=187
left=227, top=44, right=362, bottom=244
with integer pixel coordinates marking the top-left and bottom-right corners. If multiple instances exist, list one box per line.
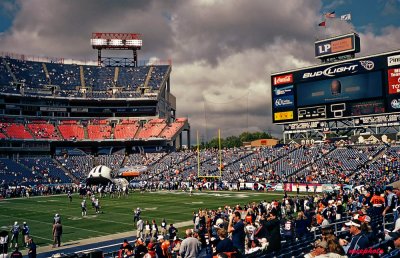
left=136, top=119, right=167, bottom=139
left=114, top=120, right=140, bottom=140
left=159, top=119, right=187, bottom=139
left=87, top=124, right=112, bottom=140
left=0, top=57, right=170, bottom=98
left=0, top=122, right=33, bottom=139
left=58, top=123, right=85, bottom=140
left=28, top=122, right=61, bottom=140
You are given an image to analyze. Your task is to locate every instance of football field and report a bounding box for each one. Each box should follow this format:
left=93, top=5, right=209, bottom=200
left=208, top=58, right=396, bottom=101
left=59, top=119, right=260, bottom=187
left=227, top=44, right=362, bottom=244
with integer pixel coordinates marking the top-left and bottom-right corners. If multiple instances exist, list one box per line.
left=0, top=190, right=290, bottom=248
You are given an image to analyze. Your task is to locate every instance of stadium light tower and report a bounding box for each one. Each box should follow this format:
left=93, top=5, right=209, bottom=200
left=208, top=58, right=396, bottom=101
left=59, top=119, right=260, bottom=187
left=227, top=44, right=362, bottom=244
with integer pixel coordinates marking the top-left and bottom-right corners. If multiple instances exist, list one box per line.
left=90, top=32, right=142, bottom=67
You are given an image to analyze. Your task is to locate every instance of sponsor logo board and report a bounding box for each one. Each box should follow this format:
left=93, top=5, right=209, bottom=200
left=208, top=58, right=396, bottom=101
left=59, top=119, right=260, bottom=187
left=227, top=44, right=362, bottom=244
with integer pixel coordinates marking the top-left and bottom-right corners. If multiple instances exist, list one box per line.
left=273, top=74, right=293, bottom=86
left=388, top=68, right=400, bottom=94
left=302, top=60, right=374, bottom=79
left=388, top=55, right=400, bottom=67
left=274, top=111, right=294, bottom=121
left=273, top=85, right=294, bottom=96
left=331, top=37, right=353, bottom=53
left=391, top=99, right=400, bottom=109
left=273, top=95, right=294, bottom=108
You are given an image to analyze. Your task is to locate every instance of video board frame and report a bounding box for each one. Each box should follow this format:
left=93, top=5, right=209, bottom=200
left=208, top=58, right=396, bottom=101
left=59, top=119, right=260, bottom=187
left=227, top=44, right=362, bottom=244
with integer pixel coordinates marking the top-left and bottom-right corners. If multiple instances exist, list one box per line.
left=271, top=50, right=400, bottom=124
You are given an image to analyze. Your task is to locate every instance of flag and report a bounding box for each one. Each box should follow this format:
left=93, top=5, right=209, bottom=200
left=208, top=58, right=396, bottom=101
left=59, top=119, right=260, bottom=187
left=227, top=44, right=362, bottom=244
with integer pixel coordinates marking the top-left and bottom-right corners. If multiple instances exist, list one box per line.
left=340, top=13, right=351, bottom=21
left=325, top=11, right=335, bottom=18
left=318, top=21, right=326, bottom=27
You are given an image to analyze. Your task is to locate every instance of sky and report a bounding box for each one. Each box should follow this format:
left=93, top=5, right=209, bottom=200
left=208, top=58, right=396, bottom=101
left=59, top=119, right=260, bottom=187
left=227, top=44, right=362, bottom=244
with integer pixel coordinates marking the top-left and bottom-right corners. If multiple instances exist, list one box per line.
left=0, top=0, right=400, bottom=141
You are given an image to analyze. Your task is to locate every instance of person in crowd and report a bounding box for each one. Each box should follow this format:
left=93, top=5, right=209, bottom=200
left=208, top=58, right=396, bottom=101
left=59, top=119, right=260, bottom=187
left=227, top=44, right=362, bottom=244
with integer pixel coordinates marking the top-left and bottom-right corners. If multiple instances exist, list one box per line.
left=383, top=186, right=397, bottom=218
left=370, top=190, right=385, bottom=216
left=168, top=223, right=177, bottom=240
left=171, top=236, right=182, bottom=257
left=9, top=246, right=22, bottom=258
left=282, top=215, right=295, bottom=243
left=151, top=219, right=158, bottom=238
left=228, top=211, right=245, bottom=255
left=27, top=238, right=36, bottom=258
left=260, top=209, right=281, bottom=253
left=340, top=219, right=370, bottom=256
left=160, top=218, right=167, bottom=237
left=388, top=231, right=400, bottom=256
left=304, top=240, right=328, bottom=258
left=121, top=239, right=133, bottom=257
left=52, top=221, right=63, bottom=248
left=133, top=238, right=147, bottom=258
left=136, top=217, right=144, bottom=239
left=215, top=228, right=234, bottom=255
left=143, top=242, right=156, bottom=258
left=295, top=211, right=309, bottom=239
left=144, top=220, right=151, bottom=239
left=179, top=229, right=202, bottom=258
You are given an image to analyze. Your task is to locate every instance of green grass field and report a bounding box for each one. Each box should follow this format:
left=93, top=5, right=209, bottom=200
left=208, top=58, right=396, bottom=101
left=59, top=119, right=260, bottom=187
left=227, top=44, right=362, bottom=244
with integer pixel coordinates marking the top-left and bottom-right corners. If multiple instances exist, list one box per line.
left=0, top=190, right=289, bottom=247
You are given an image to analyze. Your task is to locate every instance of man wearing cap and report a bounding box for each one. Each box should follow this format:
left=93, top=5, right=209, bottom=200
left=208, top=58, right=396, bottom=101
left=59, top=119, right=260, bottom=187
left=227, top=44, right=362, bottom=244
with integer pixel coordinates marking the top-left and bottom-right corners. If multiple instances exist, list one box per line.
left=179, top=229, right=201, bottom=258
left=154, top=235, right=166, bottom=258
left=389, top=231, right=400, bottom=249
left=304, top=240, right=328, bottom=258
left=341, top=219, right=370, bottom=256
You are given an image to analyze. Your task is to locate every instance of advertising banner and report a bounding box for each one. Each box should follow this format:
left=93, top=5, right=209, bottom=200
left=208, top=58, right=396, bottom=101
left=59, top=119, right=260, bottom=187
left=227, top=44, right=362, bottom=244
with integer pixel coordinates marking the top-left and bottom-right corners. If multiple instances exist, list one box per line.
left=388, top=68, right=400, bottom=94
left=273, top=85, right=294, bottom=97
left=274, top=111, right=294, bottom=121
left=273, top=95, right=294, bottom=109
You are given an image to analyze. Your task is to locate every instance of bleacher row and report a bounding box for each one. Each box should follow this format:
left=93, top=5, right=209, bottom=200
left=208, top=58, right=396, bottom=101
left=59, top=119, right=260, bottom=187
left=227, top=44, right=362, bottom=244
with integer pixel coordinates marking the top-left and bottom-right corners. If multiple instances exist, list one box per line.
left=0, top=57, right=169, bottom=98
left=0, top=118, right=187, bottom=141
left=1, top=143, right=399, bottom=187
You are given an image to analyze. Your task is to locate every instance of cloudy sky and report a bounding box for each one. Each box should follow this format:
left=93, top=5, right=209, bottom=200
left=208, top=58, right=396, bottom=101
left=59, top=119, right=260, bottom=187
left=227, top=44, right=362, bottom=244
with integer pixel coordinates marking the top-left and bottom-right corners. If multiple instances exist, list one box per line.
left=1, top=0, right=400, bottom=141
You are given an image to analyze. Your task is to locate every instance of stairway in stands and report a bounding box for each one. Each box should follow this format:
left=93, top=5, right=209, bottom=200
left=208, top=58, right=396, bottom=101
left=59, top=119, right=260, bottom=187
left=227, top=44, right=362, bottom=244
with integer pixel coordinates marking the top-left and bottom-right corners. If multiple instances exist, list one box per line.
left=143, top=66, right=154, bottom=88
left=2, top=58, right=17, bottom=83
left=42, top=63, right=51, bottom=84
left=114, top=67, right=119, bottom=82
left=79, top=66, right=85, bottom=87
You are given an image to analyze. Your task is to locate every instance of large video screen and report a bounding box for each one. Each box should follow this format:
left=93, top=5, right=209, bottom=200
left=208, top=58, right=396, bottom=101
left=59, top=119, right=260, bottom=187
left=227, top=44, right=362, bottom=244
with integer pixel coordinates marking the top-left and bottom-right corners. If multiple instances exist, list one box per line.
left=271, top=50, right=400, bottom=124
left=296, top=71, right=382, bottom=107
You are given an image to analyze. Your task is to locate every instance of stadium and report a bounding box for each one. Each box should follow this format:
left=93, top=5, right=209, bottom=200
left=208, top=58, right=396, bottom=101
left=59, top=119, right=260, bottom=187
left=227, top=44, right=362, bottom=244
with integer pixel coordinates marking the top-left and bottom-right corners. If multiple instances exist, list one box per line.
left=1, top=3, right=400, bottom=258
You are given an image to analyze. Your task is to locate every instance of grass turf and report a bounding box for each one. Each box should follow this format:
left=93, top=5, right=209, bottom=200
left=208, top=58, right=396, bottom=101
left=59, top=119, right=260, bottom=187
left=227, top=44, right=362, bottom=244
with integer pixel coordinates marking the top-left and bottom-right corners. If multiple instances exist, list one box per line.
left=0, top=190, right=291, bottom=248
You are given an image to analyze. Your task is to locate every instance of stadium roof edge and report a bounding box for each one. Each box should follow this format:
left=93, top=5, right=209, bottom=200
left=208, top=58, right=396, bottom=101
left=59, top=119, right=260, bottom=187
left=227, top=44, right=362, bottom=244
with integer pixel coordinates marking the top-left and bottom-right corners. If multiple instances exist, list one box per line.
left=270, top=48, right=400, bottom=76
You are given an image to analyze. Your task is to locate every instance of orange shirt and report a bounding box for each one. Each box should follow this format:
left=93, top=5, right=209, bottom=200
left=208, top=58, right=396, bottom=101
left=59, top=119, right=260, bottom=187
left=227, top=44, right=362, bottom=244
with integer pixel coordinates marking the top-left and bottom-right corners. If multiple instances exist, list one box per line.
left=370, top=195, right=385, bottom=206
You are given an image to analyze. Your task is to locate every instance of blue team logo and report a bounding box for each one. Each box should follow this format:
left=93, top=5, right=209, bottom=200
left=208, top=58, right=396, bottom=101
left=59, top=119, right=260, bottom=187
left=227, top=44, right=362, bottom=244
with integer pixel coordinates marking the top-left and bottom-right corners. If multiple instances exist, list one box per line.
left=273, top=85, right=294, bottom=97
left=273, top=95, right=294, bottom=108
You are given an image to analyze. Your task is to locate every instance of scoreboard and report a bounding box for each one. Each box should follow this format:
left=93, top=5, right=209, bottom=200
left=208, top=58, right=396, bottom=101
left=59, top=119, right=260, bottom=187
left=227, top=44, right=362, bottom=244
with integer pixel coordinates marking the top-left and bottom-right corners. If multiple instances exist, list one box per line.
left=271, top=50, right=400, bottom=124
